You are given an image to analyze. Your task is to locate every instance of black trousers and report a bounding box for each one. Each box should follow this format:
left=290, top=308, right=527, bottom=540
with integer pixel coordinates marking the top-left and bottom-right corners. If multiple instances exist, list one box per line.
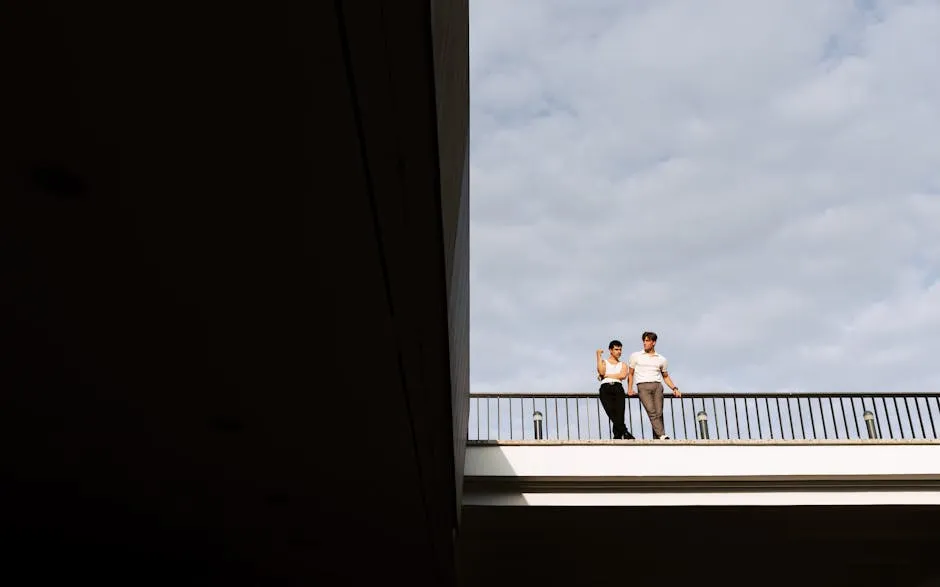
left=599, top=382, right=632, bottom=439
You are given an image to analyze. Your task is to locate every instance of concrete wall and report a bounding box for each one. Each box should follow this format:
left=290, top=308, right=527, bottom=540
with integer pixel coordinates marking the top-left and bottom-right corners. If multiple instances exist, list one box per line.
left=1, top=1, right=469, bottom=584
left=465, top=440, right=940, bottom=506
left=430, top=0, right=471, bottom=513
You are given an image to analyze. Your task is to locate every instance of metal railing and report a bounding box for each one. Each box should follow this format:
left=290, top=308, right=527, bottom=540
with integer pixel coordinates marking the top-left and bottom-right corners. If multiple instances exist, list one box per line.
left=467, top=392, right=940, bottom=441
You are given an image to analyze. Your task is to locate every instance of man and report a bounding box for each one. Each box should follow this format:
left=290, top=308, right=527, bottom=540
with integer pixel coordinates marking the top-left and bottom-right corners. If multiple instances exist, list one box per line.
left=596, top=340, right=635, bottom=440
left=627, top=331, right=681, bottom=440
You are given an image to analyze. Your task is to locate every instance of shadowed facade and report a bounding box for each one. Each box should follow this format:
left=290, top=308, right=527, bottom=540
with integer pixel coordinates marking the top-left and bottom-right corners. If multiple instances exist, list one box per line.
left=1, top=1, right=468, bottom=584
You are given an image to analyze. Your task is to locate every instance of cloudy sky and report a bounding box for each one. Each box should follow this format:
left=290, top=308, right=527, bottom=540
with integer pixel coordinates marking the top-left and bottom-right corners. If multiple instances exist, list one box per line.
left=468, top=0, right=940, bottom=395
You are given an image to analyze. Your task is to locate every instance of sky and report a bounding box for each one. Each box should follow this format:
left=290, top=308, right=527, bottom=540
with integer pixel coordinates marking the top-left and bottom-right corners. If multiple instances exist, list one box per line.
left=468, top=0, right=940, bottom=396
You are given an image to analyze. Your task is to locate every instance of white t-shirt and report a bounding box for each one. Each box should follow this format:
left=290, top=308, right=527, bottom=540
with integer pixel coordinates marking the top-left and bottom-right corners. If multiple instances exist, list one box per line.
left=628, top=351, right=668, bottom=384
left=600, top=359, right=624, bottom=385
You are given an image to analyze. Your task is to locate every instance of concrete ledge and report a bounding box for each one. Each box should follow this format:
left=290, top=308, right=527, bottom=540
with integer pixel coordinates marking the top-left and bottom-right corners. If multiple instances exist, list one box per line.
left=463, top=490, right=940, bottom=507
left=466, top=443, right=940, bottom=477
left=464, top=441, right=940, bottom=506
left=468, top=439, right=940, bottom=446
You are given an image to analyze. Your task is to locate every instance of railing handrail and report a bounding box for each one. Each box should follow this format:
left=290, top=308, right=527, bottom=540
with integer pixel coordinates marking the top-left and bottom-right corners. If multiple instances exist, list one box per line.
left=468, top=391, right=940, bottom=441
left=469, top=391, right=940, bottom=399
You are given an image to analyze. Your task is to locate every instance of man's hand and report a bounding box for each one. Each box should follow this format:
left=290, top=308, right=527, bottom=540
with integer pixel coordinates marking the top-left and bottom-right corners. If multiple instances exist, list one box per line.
left=627, top=387, right=637, bottom=396
left=596, top=349, right=604, bottom=357
left=672, top=387, right=682, bottom=397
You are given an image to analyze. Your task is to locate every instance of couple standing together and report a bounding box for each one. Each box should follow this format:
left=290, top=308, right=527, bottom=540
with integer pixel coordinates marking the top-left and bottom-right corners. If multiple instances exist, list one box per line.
left=596, top=331, right=681, bottom=440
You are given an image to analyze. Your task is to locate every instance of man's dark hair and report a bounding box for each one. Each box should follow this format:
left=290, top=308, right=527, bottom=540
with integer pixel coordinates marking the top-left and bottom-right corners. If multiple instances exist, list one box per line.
left=641, top=331, right=657, bottom=342
left=608, top=340, right=622, bottom=350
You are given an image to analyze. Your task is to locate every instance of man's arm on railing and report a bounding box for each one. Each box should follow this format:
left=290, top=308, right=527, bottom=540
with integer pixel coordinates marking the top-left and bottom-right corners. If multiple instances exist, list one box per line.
left=663, top=371, right=682, bottom=397
left=626, top=352, right=637, bottom=395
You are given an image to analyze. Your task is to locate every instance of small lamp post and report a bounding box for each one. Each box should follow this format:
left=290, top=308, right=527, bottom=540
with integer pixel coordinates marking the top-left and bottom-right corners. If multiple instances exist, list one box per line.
left=863, top=410, right=878, bottom=439
left=696, top=410, right=710, bottom=440
left=533, top=411, right=544, bottom=440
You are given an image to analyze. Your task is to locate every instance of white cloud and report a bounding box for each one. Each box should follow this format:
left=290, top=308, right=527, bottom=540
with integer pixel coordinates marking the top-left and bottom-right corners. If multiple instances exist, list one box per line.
left=469, top=0, right=940, bottom=394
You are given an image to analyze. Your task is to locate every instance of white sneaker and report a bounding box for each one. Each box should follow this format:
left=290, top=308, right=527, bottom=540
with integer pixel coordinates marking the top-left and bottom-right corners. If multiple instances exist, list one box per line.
left=658, top=434, right=670, bottom=440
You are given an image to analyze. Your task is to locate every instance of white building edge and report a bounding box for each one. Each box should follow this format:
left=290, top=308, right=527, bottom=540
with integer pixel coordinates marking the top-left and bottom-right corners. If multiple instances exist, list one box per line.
left=464, top=440, right=940, bottom=507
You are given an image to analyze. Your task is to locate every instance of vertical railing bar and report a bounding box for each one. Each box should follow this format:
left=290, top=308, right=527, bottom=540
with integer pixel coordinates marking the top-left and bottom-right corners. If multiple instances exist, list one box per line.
left=575, top=397, right=581, bottom=440
left=712, top=397, right=720, bottom=439
left=910, top=397, right=925, bottom=440
left=765, top=397, right=773, bottom=440
left=553, top=398, right=559, bottom=440
left=926, top=397, right=938, bottom=440
left=772, top=396, right=780, bottom=439
left=778, top=396, right=785, bottom=439
left=796, top=398, right=805, bottom=439
left=848, top=397, right=860, bottom=439
left=727, top=398, right=735, bottom=440
left=584, top=398, right=591, bottom=440
left=722, top=398, right=730, bottom=440
left=785, top=398, right=794, bottom=440
left=881, top=397, right=894, bottom=439
left=751, top=397, right=759, bottom=439
left=758, top=397, right=764, bottom=439
left=807, top=398, right=817, bottom=440
left=584, top=397, right=590, bottom=440
left=898, top=396, right=912, bottom=439
left=776, top=397, right=786, bottom=440
left=744, top=398, right=752, bottom=439
left=546, top=399, right=552, bottom=439
left=510, top=398, right=515, bottom=440
left=542, top=398, right=548, bottom=440
left=730, top=398, right=739, bottom=440
left=624, top=391, right=633, bottom=435
left=811, top=397, right=820, bottom=439
left=484, top=398, right=489, bottom=440
left=679, top=398, right=695, bottom=440
left=834, top=397, right=842, bottom=439
left=492, top=398, right=497, bottom=441
left=837, top=398, right=848, bottom=440
left=829, top=396, right=837, bottom=439
left=670, top=397, right=677, bottom=439
left=894, top=397, right=917, bottom=439
left=569, top=397, right=575, bottom=440
left=789, top=397, right=798, bottom=440
left=813, top=397, right=824, bottom=439
left=916, top=396, right=929, bottom=440
left=497, top=398, right=501, bottom=441
left=527, top=397, right=533, bottom=440
left=516, top=397, right=521, bottom=440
